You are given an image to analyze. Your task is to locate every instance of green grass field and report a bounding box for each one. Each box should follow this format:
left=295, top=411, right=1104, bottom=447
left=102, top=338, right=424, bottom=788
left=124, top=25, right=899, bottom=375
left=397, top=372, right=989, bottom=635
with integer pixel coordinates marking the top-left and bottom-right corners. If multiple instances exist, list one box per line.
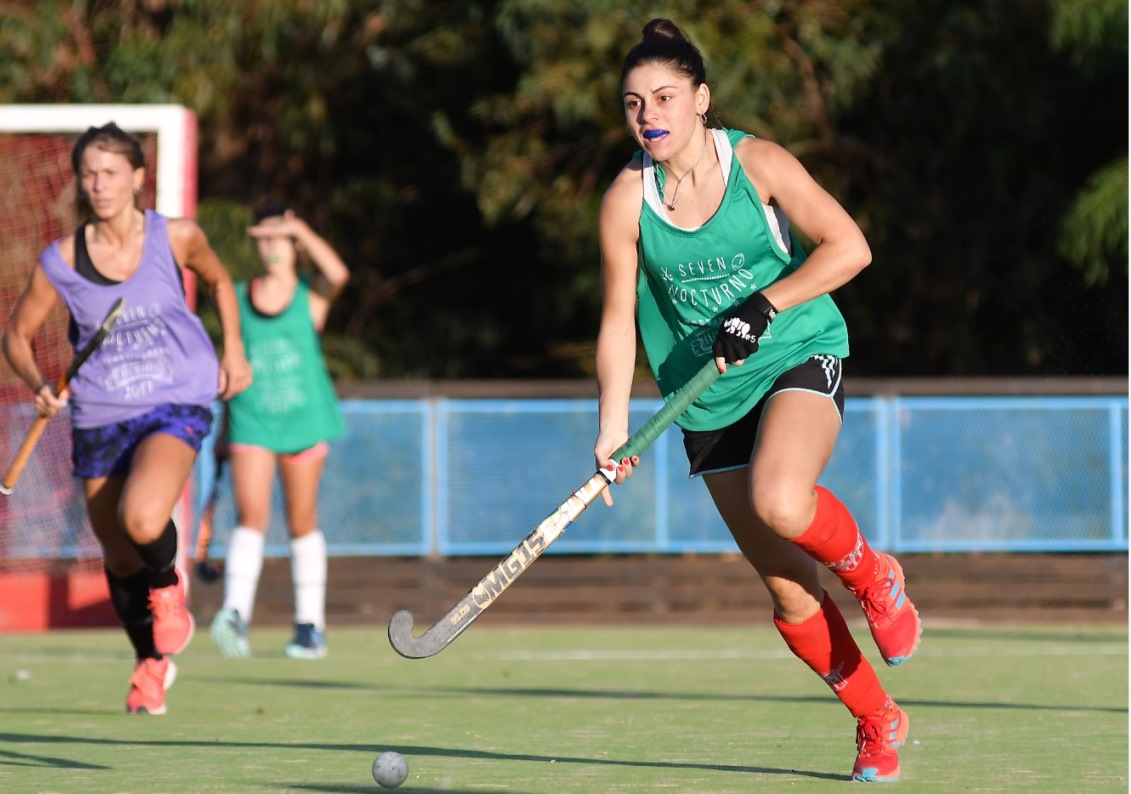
left=1, top=621, right=1126, bottom=793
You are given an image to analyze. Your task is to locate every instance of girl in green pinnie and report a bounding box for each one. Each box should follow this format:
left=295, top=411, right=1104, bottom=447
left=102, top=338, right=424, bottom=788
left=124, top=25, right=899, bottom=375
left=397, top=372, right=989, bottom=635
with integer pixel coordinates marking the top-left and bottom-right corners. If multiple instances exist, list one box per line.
left=595, top=19, right=922, bottom=783
left=210, top=200, right=349, bottom=661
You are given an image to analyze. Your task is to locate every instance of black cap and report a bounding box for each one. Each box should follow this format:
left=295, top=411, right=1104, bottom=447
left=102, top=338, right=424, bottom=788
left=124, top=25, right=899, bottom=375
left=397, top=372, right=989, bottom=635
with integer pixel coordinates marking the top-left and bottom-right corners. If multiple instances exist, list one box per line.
left=253, top=199, right=287, bottom=222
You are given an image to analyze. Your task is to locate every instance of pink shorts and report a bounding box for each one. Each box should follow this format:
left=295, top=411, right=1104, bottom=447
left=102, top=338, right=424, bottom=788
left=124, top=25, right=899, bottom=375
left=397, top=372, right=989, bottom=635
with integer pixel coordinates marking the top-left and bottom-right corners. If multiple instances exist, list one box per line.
left=228, top=440, right=330, bottom=464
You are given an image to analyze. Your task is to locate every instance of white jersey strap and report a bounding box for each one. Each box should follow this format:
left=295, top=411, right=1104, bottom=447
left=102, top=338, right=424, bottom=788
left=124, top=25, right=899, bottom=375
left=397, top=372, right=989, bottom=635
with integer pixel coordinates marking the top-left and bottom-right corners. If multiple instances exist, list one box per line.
left=642, top=128, right=792, bottom=255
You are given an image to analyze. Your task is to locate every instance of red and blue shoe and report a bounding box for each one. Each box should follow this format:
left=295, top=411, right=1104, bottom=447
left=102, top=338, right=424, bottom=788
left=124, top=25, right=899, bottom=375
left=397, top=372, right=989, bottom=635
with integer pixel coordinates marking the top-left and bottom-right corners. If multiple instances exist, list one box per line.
left=850, top=553, right=922, bottom=666
left=852, top=697, right=909, bottom=782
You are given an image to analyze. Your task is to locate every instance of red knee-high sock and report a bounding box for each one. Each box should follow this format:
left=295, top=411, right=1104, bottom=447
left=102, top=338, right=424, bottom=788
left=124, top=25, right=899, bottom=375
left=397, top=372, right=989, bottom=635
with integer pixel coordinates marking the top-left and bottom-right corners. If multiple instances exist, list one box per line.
left=774, top=591, right=888, bottom=718
left=791, top=486, right=879, bottom=591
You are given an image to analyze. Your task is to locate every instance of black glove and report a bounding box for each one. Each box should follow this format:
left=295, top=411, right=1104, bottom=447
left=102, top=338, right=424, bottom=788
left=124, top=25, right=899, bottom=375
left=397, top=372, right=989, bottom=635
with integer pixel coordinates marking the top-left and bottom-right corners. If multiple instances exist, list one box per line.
left=712, top=291, right=778, bottom=364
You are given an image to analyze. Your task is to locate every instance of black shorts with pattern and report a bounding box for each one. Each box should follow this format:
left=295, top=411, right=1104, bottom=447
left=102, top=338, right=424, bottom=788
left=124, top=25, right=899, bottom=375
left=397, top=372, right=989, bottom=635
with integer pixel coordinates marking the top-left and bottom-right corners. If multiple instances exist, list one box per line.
left=72, top=403, right=213, bottom=479
left=682, top=355, right=845, bottom=477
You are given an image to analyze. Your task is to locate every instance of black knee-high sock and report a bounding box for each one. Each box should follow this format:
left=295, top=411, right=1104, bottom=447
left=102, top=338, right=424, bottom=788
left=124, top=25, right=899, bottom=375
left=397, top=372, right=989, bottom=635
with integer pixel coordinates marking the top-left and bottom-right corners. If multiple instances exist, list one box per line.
left=130, top=520, right=179, bottom=589
left=105, top=567, right=159, bottom=660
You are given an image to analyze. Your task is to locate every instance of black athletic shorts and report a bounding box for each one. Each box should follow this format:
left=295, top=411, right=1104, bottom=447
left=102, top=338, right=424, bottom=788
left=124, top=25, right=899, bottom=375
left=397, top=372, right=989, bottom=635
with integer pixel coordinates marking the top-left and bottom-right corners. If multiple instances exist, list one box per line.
left=682, top=354, right=845, bottom=477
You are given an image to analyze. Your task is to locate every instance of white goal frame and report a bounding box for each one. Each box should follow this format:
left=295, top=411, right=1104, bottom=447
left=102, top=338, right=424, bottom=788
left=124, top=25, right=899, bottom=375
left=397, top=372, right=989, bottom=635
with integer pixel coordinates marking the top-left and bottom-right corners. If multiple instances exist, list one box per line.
left=0, top=104, right=197, bottom=218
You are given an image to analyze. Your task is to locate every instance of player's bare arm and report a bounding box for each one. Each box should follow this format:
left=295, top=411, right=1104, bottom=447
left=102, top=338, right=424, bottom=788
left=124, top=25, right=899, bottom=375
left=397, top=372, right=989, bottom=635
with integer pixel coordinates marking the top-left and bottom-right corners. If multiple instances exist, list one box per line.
left=2, top=265, right=68, bottom=417
left=595, top=166, right=645, bottom=503
left=247, top=210, right=348, bottom=328
left=295, top=218, right=349, bottom=328
left=168, top=218, right=252, bottom=399
left=735, top=137, right=871, bottom=312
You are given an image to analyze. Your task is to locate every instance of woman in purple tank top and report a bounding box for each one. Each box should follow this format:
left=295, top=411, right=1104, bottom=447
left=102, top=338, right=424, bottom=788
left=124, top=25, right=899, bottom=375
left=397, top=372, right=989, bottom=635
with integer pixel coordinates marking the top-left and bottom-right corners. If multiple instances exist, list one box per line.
left=2, top=122, right=252, bottom=716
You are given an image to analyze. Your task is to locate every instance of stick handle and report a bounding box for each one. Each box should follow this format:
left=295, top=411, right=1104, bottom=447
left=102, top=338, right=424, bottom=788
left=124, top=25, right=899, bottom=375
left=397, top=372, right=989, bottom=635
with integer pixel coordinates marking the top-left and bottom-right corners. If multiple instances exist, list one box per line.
left=0, top=416, right=49, bottom=494
left=1, top=297, right=124, bottom=496
left=611, top=360, right=720, bottom=461
left=1, top=366, right=70, bottom=494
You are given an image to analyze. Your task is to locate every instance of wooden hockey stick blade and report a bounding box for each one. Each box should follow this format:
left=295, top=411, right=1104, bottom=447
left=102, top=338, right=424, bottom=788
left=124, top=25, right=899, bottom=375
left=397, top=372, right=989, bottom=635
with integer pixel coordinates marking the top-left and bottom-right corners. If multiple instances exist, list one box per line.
left=388, top=360, right=720, bottom=659
left=1, top=297, right=125, bottom=495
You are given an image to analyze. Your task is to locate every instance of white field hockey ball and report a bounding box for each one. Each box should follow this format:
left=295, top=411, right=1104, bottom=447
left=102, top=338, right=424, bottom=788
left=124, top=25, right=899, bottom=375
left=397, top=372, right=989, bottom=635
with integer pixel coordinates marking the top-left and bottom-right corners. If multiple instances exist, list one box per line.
left=372, top=751, right=409, bottom=788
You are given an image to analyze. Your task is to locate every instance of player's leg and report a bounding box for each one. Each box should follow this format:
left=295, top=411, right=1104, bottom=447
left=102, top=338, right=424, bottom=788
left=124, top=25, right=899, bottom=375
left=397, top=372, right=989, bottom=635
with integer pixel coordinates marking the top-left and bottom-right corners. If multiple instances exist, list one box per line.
left=278, top=443, right=330, bottom=659
left=192, top=413, right=227, bottom=583
left=747, top=389, right=911, bottom=781
left=706, top=470, right=886, bottom=702
left=707, top=471, right=908, bottom=782
left=192, top=469, right=223, bottom=582
left=77, top=415, right=172, bottom=715
left=87, top=476, right=159, bottom=658
left=118, top=428, right=201, bottom=657
left=86, top=474, right=177, bottom=715
left=211, top=443, right=275, bottom=657
left=752, top=389, right=921, bottom=667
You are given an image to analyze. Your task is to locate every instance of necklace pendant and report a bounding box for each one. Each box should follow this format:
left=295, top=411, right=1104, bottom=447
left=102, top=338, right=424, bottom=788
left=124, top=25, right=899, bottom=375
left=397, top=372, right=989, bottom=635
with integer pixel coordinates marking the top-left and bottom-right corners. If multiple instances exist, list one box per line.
left=665, top=202, right=676, bottom=211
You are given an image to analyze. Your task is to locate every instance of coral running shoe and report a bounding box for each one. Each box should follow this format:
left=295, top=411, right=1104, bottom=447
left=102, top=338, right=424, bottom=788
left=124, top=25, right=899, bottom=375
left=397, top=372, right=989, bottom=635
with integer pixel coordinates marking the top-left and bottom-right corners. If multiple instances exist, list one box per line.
left=852, top=697, right=909, bottom=783
left=850, top=553, right=922, bottom=666
left=150, top=575, right=195, bottom=656
left=126, top=657, right=177, bottom=715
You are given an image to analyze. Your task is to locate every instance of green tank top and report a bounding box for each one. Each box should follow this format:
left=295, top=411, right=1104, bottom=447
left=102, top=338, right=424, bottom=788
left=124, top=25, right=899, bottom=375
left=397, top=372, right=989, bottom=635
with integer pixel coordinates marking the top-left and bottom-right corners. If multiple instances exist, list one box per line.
left=226, top=277, right=345, bottom=452
left=636, top=128, right=849, bottom=432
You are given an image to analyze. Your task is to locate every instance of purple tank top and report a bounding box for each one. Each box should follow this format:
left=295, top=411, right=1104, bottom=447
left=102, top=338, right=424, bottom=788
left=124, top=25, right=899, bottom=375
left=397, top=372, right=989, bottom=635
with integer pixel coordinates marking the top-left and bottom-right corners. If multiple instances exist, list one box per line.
left=39, top=211, right=219, bottom=429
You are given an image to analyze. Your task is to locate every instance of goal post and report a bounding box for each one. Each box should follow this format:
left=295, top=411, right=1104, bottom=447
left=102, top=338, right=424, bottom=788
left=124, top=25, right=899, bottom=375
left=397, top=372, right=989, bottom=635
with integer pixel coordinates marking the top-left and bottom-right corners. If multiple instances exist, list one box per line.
left=0, top=104, right=199, bottom=629
left=0, top=104, right=197, bottom=218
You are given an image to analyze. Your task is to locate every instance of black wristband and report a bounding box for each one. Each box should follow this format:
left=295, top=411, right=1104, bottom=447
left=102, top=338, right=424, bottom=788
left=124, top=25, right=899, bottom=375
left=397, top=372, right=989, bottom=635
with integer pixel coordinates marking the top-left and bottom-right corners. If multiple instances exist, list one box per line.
left=747, top=291, right=778, bottom=322
left=713, top=290, right=780, bottom=364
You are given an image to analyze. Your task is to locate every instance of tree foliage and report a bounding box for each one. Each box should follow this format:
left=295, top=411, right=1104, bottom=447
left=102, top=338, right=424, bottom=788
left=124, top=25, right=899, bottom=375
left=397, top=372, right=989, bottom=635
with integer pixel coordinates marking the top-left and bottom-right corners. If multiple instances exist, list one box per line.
left=0, top=0, right=1125, bottom=379
left=1050, top=0, right=1129, bottom=288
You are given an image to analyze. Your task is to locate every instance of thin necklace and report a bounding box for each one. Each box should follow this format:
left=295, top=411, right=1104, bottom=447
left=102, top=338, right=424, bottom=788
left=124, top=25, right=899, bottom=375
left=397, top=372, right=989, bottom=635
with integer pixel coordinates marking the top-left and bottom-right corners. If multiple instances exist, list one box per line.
left=662, top=129, right=709, bottom=212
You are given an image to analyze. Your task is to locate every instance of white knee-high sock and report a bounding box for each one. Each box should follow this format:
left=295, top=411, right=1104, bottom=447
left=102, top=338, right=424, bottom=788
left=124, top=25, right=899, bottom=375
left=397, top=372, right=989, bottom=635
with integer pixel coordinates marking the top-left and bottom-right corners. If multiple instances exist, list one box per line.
left=222, top=527, right=265, bottom=624
left=291, top=530, right=327, bottom=631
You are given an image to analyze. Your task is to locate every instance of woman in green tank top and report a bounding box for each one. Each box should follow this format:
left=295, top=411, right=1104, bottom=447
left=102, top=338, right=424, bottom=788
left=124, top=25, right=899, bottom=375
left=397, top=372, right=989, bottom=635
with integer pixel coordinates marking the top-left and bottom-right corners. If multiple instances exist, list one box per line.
left=595, top=19, right=922, bottom=784
left=209, top=200, right=349, bottom=662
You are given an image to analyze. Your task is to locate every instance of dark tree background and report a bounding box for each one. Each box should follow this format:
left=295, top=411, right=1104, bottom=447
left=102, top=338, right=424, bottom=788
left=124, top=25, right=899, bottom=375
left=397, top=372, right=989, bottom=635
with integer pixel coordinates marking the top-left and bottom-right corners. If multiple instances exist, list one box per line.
left=2, top=0, right=1126, bottom=380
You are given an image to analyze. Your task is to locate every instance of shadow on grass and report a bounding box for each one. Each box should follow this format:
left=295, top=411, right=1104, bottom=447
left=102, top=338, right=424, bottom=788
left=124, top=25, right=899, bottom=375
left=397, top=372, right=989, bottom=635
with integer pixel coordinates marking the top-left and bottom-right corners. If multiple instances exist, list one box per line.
left=178, top=674, right=1127, bottom=716
left=269, top=788, right=493, bottom=793
left=0, top=734, right=844, bottom=782
left=0, top=745, right=107, bottom=770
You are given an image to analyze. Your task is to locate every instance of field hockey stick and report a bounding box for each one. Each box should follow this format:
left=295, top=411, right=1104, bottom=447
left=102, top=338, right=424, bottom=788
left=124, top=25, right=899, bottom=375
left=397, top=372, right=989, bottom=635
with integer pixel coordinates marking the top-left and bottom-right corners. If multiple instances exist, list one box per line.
left=1, top=297, right=125, bottom=495
left=388, top=359, right=720, bottom=659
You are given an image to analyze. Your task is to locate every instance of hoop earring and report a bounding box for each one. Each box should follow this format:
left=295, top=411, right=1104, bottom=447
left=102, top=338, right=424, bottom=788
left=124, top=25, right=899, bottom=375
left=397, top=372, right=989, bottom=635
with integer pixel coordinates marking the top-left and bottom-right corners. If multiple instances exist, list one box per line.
left=133, top=188, right=141, bottom=197
left=699, top=112, right=708, bottom=124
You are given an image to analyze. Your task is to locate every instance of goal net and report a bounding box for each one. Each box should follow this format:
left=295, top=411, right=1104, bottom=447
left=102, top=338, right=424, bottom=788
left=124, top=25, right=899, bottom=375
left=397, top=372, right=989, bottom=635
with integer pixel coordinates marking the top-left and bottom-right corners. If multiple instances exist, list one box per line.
left=0, top=104, right=197, bottom=576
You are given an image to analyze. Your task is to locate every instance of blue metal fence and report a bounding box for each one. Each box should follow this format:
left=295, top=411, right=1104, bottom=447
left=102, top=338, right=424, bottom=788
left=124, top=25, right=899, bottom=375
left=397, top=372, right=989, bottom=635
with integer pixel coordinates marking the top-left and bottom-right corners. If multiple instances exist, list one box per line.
left=2, top=394, right=1123, bottom=560
left=190, top=394, right=1128, bottom=557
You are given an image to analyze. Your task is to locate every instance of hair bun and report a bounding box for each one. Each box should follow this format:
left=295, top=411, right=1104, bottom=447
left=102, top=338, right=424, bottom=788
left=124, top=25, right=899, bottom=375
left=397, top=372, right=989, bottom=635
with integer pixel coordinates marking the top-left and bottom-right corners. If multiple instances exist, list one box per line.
left=642, top=18, right=683, bottom=42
